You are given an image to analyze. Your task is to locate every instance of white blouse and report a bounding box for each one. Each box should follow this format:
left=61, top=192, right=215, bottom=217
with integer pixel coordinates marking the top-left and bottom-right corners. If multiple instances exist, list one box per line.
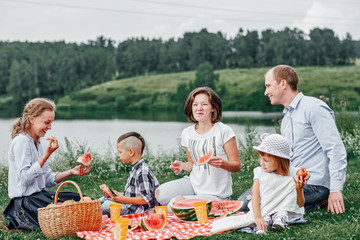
left=8, top=132, right=58, bottom=198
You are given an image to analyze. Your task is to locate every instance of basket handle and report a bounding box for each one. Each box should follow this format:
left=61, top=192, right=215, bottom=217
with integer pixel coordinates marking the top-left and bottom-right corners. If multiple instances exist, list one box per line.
left=54, top=180, right=84, bottom=204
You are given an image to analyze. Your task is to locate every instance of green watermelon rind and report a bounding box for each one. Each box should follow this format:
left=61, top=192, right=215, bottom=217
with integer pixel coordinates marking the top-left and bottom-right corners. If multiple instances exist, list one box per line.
left=140, top=214, right=166, bottom=231
left=170, top=199, right=212, bottom=222
left=208, top=200, right=243, bottom=218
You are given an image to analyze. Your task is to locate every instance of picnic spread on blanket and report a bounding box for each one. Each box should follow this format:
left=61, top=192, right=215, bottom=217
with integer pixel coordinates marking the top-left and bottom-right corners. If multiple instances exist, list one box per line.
left=76, top=213, right=218, bottom=240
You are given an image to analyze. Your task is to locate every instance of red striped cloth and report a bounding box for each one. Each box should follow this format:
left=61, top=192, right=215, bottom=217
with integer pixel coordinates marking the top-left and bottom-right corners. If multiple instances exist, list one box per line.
left=76, top=213, right=217, bottom=239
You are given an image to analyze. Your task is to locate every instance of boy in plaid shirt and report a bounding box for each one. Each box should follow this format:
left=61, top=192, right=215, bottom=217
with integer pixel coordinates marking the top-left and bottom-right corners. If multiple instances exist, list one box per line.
left=100, top=132, right=159, bottom=216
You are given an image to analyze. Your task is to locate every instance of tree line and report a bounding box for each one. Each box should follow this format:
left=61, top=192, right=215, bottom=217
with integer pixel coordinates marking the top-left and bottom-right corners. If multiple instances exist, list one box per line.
left=0, top=27, right=358, bottom=109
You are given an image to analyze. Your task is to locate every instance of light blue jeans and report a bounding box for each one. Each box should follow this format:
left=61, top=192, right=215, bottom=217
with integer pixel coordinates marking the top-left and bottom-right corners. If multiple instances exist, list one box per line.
left=99, top=197, right=133, bottom=216
left=155, top=176, right=230, bottom=213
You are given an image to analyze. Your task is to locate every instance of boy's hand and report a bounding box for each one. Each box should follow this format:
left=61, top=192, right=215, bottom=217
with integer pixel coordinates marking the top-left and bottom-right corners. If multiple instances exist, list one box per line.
left=293, top=176, right=306, bottom=189
left=103, top=189, right=112, bottom=198
left=255, top=217, right=267, bottom=231
left=169, top=161, right=183, bottom=174
left=109, top=192, right=125, bottom=202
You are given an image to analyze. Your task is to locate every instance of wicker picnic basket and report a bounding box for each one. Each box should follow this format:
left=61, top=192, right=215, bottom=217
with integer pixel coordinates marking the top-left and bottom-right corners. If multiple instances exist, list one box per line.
left=38, top=180, right=102, bottom=239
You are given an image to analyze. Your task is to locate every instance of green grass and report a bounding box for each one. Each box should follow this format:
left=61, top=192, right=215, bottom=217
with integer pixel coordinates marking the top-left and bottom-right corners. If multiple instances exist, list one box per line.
left=56, top=65, right=360, bottom=111
left=1, top=122, right=359, bottom=239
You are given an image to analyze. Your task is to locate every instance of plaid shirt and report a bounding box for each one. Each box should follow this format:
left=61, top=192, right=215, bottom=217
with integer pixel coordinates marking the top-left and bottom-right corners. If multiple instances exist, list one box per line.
left=123, top=159, right=159, bottom=214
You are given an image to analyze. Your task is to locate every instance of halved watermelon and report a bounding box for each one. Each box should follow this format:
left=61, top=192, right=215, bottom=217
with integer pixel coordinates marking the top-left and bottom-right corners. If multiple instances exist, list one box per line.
left=76, top=152, right=92, bottom=166
left=140, top=212, right=166, bottom=231
left=197, top=149, right=214, bottom=165
left=170, top=198, right=212, bottom=222
left=208, top=200, right=243, bottom=218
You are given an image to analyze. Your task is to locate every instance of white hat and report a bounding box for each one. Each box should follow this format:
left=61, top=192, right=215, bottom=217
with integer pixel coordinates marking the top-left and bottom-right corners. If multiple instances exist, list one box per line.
left=253, top=133, right=290, bottom=159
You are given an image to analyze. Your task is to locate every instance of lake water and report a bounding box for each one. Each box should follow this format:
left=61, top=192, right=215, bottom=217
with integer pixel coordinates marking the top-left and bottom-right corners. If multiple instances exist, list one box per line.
left=0, top=111, right=281, bottom=166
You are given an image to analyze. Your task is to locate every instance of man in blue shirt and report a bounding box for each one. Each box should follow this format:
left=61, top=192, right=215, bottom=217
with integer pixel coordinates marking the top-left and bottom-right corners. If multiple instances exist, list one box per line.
left=264, top=65, right=347, bottom=214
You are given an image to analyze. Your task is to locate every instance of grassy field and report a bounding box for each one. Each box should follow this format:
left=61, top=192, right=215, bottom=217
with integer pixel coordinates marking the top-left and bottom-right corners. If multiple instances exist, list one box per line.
left=57, top=65, right=360, bottom=112
left=0, top=119, right=359, bottom=239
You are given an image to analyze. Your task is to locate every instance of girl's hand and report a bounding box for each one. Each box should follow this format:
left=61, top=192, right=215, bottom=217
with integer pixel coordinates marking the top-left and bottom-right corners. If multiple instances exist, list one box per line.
left=255, top=217, right=267, bottom=231
left=169, top=161, right=183, bottom=174
left=45, top=136, right=59, bottom=156
left=293, top=176, right=306, bottom=189
left=71, top=164, right=91, bottom=176
left=208, top=157, right=224, bottom=168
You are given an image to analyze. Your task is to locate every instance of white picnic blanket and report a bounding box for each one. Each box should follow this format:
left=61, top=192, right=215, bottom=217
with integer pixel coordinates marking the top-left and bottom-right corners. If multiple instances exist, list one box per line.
left=211, top=173, right=304, bottom=233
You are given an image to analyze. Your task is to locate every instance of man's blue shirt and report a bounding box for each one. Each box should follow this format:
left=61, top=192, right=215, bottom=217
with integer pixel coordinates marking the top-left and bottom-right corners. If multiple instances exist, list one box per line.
left=281, top=92, right=347, bottom=192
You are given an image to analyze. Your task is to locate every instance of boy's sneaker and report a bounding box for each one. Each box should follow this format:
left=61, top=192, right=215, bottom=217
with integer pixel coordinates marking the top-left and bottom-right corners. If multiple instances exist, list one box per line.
left=272, top=216, right=288, bottom=231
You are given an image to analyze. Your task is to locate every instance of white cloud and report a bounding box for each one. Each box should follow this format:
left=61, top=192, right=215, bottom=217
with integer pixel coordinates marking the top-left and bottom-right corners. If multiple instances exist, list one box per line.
left=292, top=1, right=359, bottom=39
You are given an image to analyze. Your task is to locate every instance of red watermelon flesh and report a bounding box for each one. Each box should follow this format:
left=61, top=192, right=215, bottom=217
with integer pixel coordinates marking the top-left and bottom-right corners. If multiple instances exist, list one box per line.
left=197, top=149, right=213, bottom=165
left=172, top=198, right=211, bottom=208
left=77, top=152, right=92, bottom=166
left=209, top=200, right=243, bottom=217
left=141, top=213, right=166, bottom=231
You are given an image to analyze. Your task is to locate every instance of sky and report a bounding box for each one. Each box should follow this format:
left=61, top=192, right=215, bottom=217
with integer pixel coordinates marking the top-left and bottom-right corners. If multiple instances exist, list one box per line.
left=0, top=0, right=360, bottom=44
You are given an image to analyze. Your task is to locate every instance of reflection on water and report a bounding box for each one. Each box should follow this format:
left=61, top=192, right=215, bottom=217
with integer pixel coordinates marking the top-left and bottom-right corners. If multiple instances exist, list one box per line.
left=0, top=111, right=280, bottom=166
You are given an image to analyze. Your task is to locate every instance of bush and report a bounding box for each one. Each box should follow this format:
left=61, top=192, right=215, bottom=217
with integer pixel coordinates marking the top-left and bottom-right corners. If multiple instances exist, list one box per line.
left=96, top=94, right=115, bottom=104
left=70, top=92, right=97, bottom=101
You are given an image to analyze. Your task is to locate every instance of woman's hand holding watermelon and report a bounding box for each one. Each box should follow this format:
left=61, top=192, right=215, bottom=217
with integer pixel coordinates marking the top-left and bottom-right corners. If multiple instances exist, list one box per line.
left=208, top=156, right=224, bottom=168
left=71, top=164, right=91, bottom=176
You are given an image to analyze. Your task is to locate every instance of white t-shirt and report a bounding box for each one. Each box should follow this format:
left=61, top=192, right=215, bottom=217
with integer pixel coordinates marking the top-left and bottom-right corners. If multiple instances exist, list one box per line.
left=250, top=166, right=304, bottom=219
left=181, top=122, right=235, bottom=198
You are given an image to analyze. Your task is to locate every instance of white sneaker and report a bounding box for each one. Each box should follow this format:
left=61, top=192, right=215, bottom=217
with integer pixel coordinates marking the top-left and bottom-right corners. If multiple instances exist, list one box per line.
left=272, top=217, right=288, bottom=230
left=256, top=229, right=266, bottom=234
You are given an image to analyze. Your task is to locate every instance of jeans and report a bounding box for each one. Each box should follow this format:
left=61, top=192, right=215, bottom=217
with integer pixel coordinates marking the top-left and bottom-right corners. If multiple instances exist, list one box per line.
left=155, top=176, right=229, bottom=212
left=237, top=184, right=329, bottom=211
left=303, top=184, right=329, bottom=209
left=99, top=197, right=133, bottom=216
left=236, top=187, right=253, bottom=211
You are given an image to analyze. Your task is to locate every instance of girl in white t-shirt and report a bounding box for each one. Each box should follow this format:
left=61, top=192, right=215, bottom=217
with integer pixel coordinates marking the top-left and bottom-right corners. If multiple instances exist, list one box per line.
left=251, top=134, right=306, bottom=233
left=155, top=87, right=241, bottom=207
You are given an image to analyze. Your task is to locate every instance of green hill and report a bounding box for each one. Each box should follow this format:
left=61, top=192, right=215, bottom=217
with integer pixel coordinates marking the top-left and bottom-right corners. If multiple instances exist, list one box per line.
left=57, top=65, right=360, bottom=112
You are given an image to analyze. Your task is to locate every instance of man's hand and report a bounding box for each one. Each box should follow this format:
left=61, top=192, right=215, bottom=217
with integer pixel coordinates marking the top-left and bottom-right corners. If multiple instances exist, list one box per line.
left=328, top=191, right=345, bottom=214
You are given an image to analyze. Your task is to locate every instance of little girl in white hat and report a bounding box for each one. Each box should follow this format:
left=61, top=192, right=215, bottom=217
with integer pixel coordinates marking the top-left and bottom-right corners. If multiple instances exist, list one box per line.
left=250, top=133, right=306, bottom=233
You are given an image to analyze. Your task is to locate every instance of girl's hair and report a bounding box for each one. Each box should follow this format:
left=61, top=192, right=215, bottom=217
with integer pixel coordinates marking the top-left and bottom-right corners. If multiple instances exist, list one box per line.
left=184, top=87, right=222, bottom=123
left=258, top=151, right=290, bottom=175
left=12, top=98, right=56, bottom=141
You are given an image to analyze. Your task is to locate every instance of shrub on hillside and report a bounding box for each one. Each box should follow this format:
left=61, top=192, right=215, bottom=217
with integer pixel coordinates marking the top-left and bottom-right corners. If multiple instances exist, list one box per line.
left=70, top=92, right=97, bottom=101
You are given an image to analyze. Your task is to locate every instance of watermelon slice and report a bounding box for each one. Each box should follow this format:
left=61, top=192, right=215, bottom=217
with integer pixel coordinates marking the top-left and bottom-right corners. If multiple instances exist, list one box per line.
left=76, top=152, right=92, bottom=166
left=170, top=198, right=212, bottom=222
left=208, top=200, right=243, bottom=218
left=140, top=211, right=166, bottom=231
left=197, top=149, right=214, bottom=165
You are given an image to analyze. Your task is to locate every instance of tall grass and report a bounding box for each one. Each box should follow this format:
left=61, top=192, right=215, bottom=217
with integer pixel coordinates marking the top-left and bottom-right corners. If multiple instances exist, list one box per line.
left=1, top=100, right=360, bottom=239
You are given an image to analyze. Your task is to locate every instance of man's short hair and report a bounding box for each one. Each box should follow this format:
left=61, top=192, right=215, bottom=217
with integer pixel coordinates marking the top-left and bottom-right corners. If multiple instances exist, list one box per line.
left=271, top=65, right=299, bottom=91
